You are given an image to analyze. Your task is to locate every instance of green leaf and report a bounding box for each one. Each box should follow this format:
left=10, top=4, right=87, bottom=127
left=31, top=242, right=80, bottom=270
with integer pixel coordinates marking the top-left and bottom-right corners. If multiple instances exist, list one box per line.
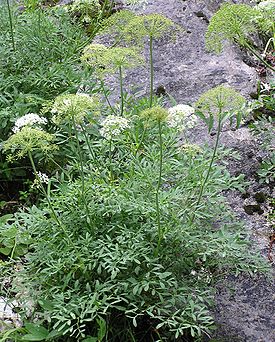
left=22, top=324, right=49, bottom=341
left=0, top=247, right=11, bottom=255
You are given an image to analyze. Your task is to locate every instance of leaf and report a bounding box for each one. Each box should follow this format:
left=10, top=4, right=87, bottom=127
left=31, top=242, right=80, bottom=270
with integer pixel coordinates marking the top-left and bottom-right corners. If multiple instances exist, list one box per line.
left=0, top=247, right=11, bottom=255
left=24, top=323, right=49, bottom=341
left=82, top=337, right=97, bottom=342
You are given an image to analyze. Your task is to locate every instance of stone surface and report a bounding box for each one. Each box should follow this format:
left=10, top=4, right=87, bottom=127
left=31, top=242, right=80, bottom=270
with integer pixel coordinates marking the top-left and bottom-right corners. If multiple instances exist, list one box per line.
left=0, top=297, right=21, bottom=331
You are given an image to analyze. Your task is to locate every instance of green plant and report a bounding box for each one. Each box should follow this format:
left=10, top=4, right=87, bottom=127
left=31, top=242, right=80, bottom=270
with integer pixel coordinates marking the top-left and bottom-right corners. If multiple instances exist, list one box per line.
left=206, top=3, right=275, bottom=72
left=1, top=97, right=269, bottom=341
left=0, top=213, right=33, bottom=259
left=191, top=85, right=246, bottom=222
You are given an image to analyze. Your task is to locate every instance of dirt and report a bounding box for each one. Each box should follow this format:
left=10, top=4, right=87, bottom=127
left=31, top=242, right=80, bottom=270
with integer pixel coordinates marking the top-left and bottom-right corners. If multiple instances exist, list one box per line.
left=114, top=0, right=275, bottom=341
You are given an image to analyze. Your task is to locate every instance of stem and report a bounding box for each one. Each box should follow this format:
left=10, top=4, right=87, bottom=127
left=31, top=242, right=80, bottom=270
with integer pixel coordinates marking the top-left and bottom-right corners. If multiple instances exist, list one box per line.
left=244, top=42, right=275, bottom=72
left=28, top=151, right=63, bottom=229
left=71, top=115, right=91, bottom=224
left=149, top=35, right=154, bottom=108
left=119, top=65, right=124, bottom=116
left=154, top=120, right=163, bottom=257
left=134, top=126, right=146, bottom=157
left=190, top=117, right=222, bottom=223
left=108, top=138, right=113, bottom=181
left=6, top=0, right=15, bottom=51
left=100, top=80, right=117, bottom=115
left=79, top=122, right=98, bottom=168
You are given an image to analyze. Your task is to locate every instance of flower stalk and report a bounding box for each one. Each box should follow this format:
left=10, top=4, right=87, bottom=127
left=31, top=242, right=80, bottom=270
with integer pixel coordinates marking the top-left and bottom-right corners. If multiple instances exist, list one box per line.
left=149, top=34, right=154, bottom=108
left=6, top=0, right=15, bottom=51
left=154, top=120, right=164, bottom=257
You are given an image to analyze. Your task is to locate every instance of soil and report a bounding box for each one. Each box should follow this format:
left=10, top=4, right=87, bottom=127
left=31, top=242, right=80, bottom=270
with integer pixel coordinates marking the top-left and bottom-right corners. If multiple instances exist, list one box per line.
left=113, top=0, right=275, bottom=341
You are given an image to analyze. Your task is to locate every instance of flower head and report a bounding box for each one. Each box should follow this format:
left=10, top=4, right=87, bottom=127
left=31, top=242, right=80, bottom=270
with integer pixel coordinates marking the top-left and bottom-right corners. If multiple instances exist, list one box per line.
left=195, top=85, right=246, bottom=118
left=32, top=172, right=50, bottom=188
left=167, top=104, right=197, bottom=131
left=69, top=0, right=101, bottom=24
left=125, top=0, right=149, bottom=10
left=205, top=3, right=257, bottom=53
left=51, top=93, right=100, bottom=124
left=12, top=113, right=47, bottom=133
left=82, top=44, right=143, bottom=75
left=139, top=106, right=168, bottom=123
left=3, top=127, right=57, bottom=161
left=179, top=143, right=202, bottom=157
left=124, top=13, right=180, bottom=44
left=99, top=115, right=130, bottom=140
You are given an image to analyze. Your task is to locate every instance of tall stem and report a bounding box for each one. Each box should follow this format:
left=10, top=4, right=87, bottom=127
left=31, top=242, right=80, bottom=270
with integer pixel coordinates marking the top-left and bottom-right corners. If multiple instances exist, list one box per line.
left=119, top=65, right=124, bottom=116
left=244, top=42, right=275, bottom=72
left=108, top=138, right=113, bottom=181
left=79, top=122, right=98, bottom=168
left=28, top=151, right=62, bottom=229
left=190, top=117, right=222, bottom=223
left=6, top=0, right=15, bottom=51
left=100, top=80, right=117, bottom=115
left=149, top=35, right=154, bottom=108
left=71, top=115, right=91, bottom=224
left=154, top=120, right=163, bottom=257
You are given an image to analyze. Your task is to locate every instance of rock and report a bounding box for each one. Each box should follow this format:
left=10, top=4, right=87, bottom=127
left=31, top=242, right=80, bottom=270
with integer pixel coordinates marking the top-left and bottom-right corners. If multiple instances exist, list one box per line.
left=243, top=204, right=264, bottom=215
left=254, top=191, right=267, bottom=203
left=0, top=297, right=22, bottom=332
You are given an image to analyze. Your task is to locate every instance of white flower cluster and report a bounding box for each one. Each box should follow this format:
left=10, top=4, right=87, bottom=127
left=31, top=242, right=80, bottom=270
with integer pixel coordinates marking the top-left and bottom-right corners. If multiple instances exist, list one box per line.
left=167, top=104, right=197, bottom=131
left=256, top=0, right=275, bottom=10
left=125, top=0, right=149, bottom=10
left=37, top=171, right=49, bottom=184
left=99, top=115, right=130, bottom=140
left=32, top=172, right=49, bottom=189
left=12, top=113, right=47, bottom=133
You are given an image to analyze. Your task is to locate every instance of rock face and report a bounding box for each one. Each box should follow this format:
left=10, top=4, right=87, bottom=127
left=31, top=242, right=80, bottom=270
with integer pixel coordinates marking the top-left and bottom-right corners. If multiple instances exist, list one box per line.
left=117, top=0, right=257, bottom=103
left=116, top=1, right=275, bottom=342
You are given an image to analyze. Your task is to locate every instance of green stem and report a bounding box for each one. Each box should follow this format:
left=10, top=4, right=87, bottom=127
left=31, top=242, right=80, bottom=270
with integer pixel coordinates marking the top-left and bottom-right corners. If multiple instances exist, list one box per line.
left=119, top=65, right=124, bottom=116
left=149, top=35, right=154, bottom=108
left=6, top=0, right=15, bottom=51
left=100, top=80, right=117, bottom=115
left=134, top=126, right=146, bottom=157
left=79, top=122, right=99, bottom=168
left=108, top=138, right=113, bottom=181
left=154, top=120, right=163, bottom=257
left=244, top=42, right=275, bottom=72
left=71, top=115, right=91, bottom=224
left=28, top=151, right=62, bottom=229
left=190, top=117, right=222, bottom=223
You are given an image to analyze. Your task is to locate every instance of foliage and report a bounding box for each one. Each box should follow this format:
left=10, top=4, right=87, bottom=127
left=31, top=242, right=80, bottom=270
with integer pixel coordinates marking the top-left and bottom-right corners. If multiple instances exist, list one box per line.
left=0, top=213, right=33, bottom=259
left=0, top=3, right=270, bottom=341
left=0, top=97, right=269, bottom=340
left=205, top=2, right=275, bottom=71
left=0, top=5, right=89, bottom=142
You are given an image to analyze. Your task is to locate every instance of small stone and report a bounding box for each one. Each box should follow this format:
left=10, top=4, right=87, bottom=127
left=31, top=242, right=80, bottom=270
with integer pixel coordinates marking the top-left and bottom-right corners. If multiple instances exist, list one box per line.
left=254, top=192, right=266, bottom=204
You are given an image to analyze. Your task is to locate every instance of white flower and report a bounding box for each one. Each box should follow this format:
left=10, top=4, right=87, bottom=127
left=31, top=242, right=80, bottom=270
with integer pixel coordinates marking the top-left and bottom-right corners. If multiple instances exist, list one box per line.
left=167, top=104, right=197, bottom=131
left=99, top=115, right=130, bottom=140
left=31, top=172, right=49, bottom=189
left=125, top=0, right=149, bottom=10
left=12, top=113, right=47, bottom=133
left=37, top=172, right=49, bottom=184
